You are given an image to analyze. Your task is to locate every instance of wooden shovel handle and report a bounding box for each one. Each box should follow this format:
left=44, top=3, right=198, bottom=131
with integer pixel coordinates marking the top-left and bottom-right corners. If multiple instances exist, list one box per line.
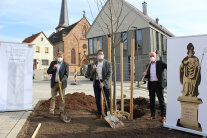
left=139, top=50, right=157, bottom=88
left=31, top=123, right=41, bottom=138
left=56, top=71, right=64, bottom=103
left=139, top=62, right=151, bottom=88
left=96, top=69, right=109, bottom=114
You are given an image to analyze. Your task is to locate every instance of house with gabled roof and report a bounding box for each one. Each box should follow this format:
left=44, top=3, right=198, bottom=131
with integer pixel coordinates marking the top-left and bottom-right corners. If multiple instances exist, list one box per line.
left=23, top=32, right=54, bottom=70
left=49, top=0, right=90, bottom=74
left=86, top=0, right=174, bottom=81
left=23, top=32, right=54, bottom=80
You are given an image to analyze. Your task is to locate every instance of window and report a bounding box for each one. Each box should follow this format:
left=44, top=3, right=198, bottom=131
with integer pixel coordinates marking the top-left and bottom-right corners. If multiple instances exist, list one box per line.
left=42, top=59, right=49, bottom=65
left=162, top=35, right=167, bottom=53
left=122, top=32, right=127, bottom=50
left=35, top=46, right=40, bottom=53
left=83, top=44, right=87, bottom=49
left=98, top=37, right=102, bottom=50
left=156, top=31, right=159, bottom=50
left=89, top=39, right=93, bottom=54
left=71, top=49, right=76, bottom=64
left=136, top=30, right=142, bottom=48
left=45, top=47, right=49, bottom=53
left=93, top=38, right=97, bottom=53
left=88, top=37, right=102, bottom=54
left=41, top=37, right=43, bottom=41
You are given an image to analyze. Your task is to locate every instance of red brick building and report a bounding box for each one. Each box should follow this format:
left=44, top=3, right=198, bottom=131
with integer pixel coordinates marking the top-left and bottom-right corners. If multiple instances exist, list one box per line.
left=49, top=0, right=90, bottom=74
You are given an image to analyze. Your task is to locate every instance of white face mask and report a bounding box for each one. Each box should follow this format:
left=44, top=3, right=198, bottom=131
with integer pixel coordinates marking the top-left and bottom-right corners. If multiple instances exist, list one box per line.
left=98, top=55, right=104, bottom=60
left=57, top=57, right=63, bottom=62
left=150, top=57, right=156, bottom=62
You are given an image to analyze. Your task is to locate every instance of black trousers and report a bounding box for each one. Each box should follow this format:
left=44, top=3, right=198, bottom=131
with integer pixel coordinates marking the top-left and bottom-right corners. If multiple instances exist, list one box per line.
left=149, top=81, right=166, bottom=117
left=93, top=80, right=110, bottom=115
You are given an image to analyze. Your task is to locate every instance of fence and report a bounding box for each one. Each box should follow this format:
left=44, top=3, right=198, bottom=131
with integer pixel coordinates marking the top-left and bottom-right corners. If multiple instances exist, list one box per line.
left=113, top=57, right=149, bottom=82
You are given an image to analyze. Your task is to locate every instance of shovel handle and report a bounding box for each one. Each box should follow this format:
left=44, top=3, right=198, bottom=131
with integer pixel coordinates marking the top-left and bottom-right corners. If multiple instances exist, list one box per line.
left=139, top=62, right=151, bottom=88
left=96, top=69, right=109, bottom=113
left=57, top=71, right=64, bottom=103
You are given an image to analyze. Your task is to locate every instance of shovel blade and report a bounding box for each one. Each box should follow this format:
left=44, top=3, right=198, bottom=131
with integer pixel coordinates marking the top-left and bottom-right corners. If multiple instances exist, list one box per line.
left=104, top=115, right=124, bottom=128
left=61, top=109, right=71, bottom=123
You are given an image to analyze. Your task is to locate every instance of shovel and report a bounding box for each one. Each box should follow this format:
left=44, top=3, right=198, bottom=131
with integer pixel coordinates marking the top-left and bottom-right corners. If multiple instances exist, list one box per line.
left=96, top=71, right=124, bottom=128
left=56, top=71, right=71, bottom=123
left=138, top=50, right=157, bottom=88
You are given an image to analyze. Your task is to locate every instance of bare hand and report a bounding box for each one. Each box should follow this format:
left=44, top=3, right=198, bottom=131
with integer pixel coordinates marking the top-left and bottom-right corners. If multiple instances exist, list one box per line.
left=58, top=81, right=62, bottom=86
left=53, top=64, right=57, bottom=70
left=143, top=72, right=147, bottom=76
left=99, top=83, right=104, bottom=89
left=93, top=64, right=97, bottom=71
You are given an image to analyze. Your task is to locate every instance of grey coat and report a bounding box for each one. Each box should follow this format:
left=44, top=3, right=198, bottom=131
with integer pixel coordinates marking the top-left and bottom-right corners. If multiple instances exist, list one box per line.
left=47, top=60, right=69, bottom=89
left=90, top=60, right=112, bottom=89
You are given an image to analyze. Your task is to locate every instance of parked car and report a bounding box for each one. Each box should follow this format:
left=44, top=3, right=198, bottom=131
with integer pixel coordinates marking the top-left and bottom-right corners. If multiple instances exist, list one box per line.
left=80, top=65, right=87, bottom=76
left=85, top=64, right=92, bottom=80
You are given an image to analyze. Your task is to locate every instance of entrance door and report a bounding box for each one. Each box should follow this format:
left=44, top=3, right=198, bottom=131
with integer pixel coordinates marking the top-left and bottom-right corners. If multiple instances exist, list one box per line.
left=33, top=59, right=37, bottom=69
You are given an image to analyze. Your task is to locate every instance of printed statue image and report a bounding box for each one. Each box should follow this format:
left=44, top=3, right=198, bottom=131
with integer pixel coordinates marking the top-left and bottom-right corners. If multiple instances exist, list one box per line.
left=177, top=43, right=203, bottom=131
left=179, top=43, right=201, bottom=97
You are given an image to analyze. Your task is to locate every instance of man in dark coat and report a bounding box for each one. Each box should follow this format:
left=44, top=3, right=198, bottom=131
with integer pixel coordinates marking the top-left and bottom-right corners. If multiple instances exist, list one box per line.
left=143, top=52, right=167, bottom=122
left=47, top=51, right=69, bottom=115
left=90, top=50, right=112, bottom=119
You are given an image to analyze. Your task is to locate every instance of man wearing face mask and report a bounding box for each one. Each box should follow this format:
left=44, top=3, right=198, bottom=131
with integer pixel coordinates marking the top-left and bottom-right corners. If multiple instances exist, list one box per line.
left=143, top=52, right=167, bottom=123
left=90, top=50, right=112, bottom=119
left=47, top=51, right=69, bottom=115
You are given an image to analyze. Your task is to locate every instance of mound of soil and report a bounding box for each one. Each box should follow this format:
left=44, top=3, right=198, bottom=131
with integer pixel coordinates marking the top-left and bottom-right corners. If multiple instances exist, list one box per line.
left=38, top=92, right=97, bottom=112
left=38, top=92, right=151, bottom=119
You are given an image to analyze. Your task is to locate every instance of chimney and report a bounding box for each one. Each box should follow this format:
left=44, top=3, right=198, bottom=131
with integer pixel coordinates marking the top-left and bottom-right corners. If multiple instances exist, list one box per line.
left=156, top=18, right=159, bottom=24
left=142, top=1, right=147, bottom=15
left=83, top=10, right=85, bottom=18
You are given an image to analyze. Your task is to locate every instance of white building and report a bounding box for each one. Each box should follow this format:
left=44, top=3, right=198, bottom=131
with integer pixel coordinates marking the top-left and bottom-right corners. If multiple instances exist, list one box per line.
left=23, top=32, right=54, bottom=80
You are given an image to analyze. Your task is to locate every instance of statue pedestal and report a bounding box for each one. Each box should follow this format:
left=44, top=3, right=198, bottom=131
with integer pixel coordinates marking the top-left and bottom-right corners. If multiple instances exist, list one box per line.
left=177, top=96, right=203, bottom=131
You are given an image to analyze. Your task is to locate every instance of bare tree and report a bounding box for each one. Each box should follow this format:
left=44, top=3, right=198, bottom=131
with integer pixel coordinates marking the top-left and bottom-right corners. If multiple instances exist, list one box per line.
left=88, top=0, right=136, bottom=110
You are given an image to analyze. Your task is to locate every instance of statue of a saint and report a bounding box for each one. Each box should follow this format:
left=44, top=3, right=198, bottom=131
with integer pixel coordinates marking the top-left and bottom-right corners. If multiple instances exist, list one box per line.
left=180, top=43, right=201, bottom=97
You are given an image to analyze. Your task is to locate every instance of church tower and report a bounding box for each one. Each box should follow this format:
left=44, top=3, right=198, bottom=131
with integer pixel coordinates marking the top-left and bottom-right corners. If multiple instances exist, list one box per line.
left=56, top=0, right=69, bottom=31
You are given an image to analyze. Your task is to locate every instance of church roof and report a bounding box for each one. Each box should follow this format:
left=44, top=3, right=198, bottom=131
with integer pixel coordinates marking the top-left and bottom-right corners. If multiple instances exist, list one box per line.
left=57, top=0, right=69, bottom=29
left=49, top=21, right=79, bottom=44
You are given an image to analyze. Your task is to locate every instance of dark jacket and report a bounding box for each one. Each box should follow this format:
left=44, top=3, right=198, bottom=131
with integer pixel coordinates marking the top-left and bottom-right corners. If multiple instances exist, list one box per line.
left=47, top=60, right=69, bottom=89
left=90, top=60, right=112, bottom=89
left=145, top=60, right=167, bottom=89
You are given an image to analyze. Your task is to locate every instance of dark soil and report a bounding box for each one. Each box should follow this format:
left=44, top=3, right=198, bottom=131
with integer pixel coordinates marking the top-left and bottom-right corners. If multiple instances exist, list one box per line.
left=17, top=93, right=201, bottom=138
left=38, top=92, right=97, bottom=112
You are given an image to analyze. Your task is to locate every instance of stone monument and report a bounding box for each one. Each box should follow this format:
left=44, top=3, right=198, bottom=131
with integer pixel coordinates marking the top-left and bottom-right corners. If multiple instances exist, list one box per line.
left=177, top=43, right=203, bottom=131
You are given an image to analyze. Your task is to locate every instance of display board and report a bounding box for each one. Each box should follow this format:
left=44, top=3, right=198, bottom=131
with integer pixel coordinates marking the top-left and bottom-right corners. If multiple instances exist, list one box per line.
left=164, top=35, right=207, bottom=137
left=0, top=42, right=34, bottom=111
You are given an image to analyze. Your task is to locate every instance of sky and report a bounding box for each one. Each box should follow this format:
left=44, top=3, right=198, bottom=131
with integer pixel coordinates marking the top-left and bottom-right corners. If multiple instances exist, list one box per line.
left=0, top=0, right=207, bottom=42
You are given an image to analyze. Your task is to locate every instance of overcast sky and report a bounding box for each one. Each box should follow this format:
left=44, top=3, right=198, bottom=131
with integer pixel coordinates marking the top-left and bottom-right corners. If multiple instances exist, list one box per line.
left=0, top=0, right=207, bottom=42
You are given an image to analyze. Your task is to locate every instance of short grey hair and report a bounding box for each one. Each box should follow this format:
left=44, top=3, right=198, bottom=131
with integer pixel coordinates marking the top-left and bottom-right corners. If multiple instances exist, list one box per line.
left=57, top=51, right=64, bottom=56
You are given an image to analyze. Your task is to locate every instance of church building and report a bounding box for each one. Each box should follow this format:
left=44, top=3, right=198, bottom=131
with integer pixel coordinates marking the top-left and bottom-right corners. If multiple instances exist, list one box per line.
left=49, top=0, right=90, bottom=74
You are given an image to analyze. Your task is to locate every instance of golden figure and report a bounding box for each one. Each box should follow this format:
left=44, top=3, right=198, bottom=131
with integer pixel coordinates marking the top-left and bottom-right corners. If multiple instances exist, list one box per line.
left=180, top=43, right=201, bottom=97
